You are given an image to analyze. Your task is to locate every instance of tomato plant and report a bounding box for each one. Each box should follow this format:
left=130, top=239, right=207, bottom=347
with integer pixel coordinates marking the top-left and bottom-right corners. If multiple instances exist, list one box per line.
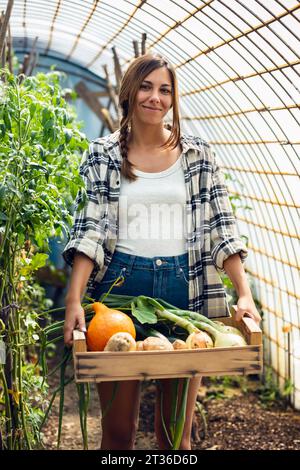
left=0, top=66, right=88, bottom=449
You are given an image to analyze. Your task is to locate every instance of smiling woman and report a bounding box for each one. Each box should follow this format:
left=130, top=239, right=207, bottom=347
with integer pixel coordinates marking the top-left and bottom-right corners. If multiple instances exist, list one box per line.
left=139, top=78, right=172, bottom=108
left=62, top=52, right=260, bottom=451
left=117, top=54, right=181, bottom=181
left=133, top=72, right=173, bottom=135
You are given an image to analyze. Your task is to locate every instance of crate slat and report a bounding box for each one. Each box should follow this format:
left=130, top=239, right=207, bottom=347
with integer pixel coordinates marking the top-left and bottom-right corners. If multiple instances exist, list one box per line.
left=74, top=346, right=262, bottom=382
left=73, top=330, right=87, bottom=352
left=72, top=305, right=263, bottom=383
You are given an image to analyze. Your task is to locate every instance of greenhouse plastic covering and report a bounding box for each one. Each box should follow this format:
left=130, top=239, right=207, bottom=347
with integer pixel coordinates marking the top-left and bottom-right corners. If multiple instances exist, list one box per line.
left=1, top=0, right=300, bottom=408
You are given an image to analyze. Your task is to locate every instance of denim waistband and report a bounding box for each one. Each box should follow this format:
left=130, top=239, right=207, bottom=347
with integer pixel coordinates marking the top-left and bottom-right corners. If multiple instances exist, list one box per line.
left=111, top=250, right=188, bottom=274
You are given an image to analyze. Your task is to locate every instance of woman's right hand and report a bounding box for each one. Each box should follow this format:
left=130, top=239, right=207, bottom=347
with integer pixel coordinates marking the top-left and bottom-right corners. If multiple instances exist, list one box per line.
left=64, top=300, right=87, bottom=348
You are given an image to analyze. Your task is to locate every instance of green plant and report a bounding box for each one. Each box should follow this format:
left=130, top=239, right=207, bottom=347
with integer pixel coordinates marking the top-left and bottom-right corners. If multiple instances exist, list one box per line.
left=203, top=375, right=251, bottom=401
left=195, top=400, right=208, bottom=439
left=221, top=170, right=255, bottom=306
left=256, top=366, right=294, bottom=409
left=0, top=66, right=88, bottom=449
left=225, top=172, right=253, bottom=215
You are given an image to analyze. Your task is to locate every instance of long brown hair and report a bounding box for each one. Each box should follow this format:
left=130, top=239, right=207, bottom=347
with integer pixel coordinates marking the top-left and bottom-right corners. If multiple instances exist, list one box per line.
left=118, top=53, right=181, bottom=181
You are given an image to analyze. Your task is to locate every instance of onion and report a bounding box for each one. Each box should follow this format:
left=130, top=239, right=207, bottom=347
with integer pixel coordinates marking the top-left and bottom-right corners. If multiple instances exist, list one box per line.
left=172, top=339, right=188, bottom=350
left=196, top=322, right=247, bottom=348
left=186, top=332, right=210, bottom=349
left=214, top=321, right=245, bottom=338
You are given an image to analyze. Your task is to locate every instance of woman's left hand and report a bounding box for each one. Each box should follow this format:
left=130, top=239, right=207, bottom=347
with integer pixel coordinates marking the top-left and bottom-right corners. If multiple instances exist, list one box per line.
left=235, top=295, right=262, bottom=326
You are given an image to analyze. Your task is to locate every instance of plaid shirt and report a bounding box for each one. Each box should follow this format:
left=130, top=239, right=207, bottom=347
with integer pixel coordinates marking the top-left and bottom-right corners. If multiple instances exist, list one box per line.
left=62, top=129, right=248, bottom=318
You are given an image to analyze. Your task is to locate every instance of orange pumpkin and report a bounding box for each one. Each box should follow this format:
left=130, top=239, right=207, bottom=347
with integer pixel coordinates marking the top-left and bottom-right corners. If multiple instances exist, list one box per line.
left=86, top=302, right=136, bottom=351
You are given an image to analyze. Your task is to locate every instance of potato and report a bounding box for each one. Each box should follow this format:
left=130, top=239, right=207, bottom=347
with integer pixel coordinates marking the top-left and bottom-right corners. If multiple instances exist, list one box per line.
left=136, top=341, right=144, bottom=351
left=142, top=336, right=173, bottom=351
left=104, top=332, right=136, bottom=352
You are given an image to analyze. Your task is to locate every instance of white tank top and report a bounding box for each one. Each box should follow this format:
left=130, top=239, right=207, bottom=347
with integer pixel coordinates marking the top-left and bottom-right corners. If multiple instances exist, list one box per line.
left=115, top=154, right=188, bottom=257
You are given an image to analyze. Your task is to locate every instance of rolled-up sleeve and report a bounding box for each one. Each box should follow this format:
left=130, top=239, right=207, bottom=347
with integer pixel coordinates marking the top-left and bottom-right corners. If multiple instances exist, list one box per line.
left=62, top=145, right=106, bottom=271
left=209, top=149, right=248, bottom=272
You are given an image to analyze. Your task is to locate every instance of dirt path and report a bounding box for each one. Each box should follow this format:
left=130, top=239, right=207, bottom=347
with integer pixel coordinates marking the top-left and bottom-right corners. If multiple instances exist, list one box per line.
left=42, top=371, right=300, bottom=450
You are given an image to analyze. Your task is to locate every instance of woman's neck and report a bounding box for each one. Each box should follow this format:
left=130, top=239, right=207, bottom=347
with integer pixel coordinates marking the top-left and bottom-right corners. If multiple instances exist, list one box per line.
left=128, top=124, right=171, bottom=150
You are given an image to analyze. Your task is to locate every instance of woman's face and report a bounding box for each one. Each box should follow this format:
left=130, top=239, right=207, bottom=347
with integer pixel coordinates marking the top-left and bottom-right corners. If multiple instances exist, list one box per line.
left=132, top=66, right=173, bottom=125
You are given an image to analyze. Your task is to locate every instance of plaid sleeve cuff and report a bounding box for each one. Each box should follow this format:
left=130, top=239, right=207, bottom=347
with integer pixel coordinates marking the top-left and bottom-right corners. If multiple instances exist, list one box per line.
left=211, top=237, right=248, bottom=273
left=62, top=236, right=104, bottom=270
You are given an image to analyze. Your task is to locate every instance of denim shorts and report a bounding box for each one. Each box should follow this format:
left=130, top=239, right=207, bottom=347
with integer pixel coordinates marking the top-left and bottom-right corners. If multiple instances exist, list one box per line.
left=92, top=250, right=189, bottom=310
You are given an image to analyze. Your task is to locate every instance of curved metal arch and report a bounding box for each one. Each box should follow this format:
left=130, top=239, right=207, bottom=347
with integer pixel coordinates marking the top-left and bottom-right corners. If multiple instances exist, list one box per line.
left=182, top=80, right=298, bottom=329
left=162, top=3, right=300, bottom=268
left=159, top=23, right=300, bottom=304
left=3, top=0, right=300, bottom=407
left=176, top=70, right=296, bottom=334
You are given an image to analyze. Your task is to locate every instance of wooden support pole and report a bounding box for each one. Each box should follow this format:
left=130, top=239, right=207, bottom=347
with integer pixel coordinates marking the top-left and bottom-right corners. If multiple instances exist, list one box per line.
left=75, top=80, right=115, bottom=132
left=19, top=53, right=30, bottom=75
left=90, top=90, right=109, bottom=98
left=133, top=40, right=139, bottom=58
left=141, top=33, right=147, bottom=55
left=27, top=36, right=38, bottom=76
left=102, top=63, right=121, bottom=121
left=0, top=0, right=14, bottom=59
left=112, top=46, right=122, bottom=93
left=7, top=22, right=12, bottom=73
left=0, top=14, right=5, bottom=80
left=1, top=37, right=5, bottom=70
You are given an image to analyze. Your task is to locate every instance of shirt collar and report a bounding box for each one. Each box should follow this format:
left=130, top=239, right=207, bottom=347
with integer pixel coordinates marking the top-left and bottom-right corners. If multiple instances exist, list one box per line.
left=103, top=129, right=203, bottom=161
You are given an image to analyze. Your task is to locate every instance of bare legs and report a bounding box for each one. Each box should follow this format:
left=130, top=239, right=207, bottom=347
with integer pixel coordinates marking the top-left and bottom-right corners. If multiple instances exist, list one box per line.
left=154, top=377, right=202, bottom=450
left=97, top=380, right=141, bottom=450
left=97, top=376, right=201, bottom=450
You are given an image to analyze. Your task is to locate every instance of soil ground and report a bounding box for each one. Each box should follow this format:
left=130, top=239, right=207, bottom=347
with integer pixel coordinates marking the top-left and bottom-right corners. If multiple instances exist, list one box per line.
left=42, top=353, right=300, bottom=451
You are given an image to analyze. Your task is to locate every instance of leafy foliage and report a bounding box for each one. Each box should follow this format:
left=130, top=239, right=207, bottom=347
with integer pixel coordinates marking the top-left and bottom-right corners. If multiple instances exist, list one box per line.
left=0, top=66, right=88, bottom=449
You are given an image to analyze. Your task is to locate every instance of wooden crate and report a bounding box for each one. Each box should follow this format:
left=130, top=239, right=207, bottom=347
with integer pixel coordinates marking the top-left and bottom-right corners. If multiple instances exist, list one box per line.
left=73, top=306, right=263, bottom=383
